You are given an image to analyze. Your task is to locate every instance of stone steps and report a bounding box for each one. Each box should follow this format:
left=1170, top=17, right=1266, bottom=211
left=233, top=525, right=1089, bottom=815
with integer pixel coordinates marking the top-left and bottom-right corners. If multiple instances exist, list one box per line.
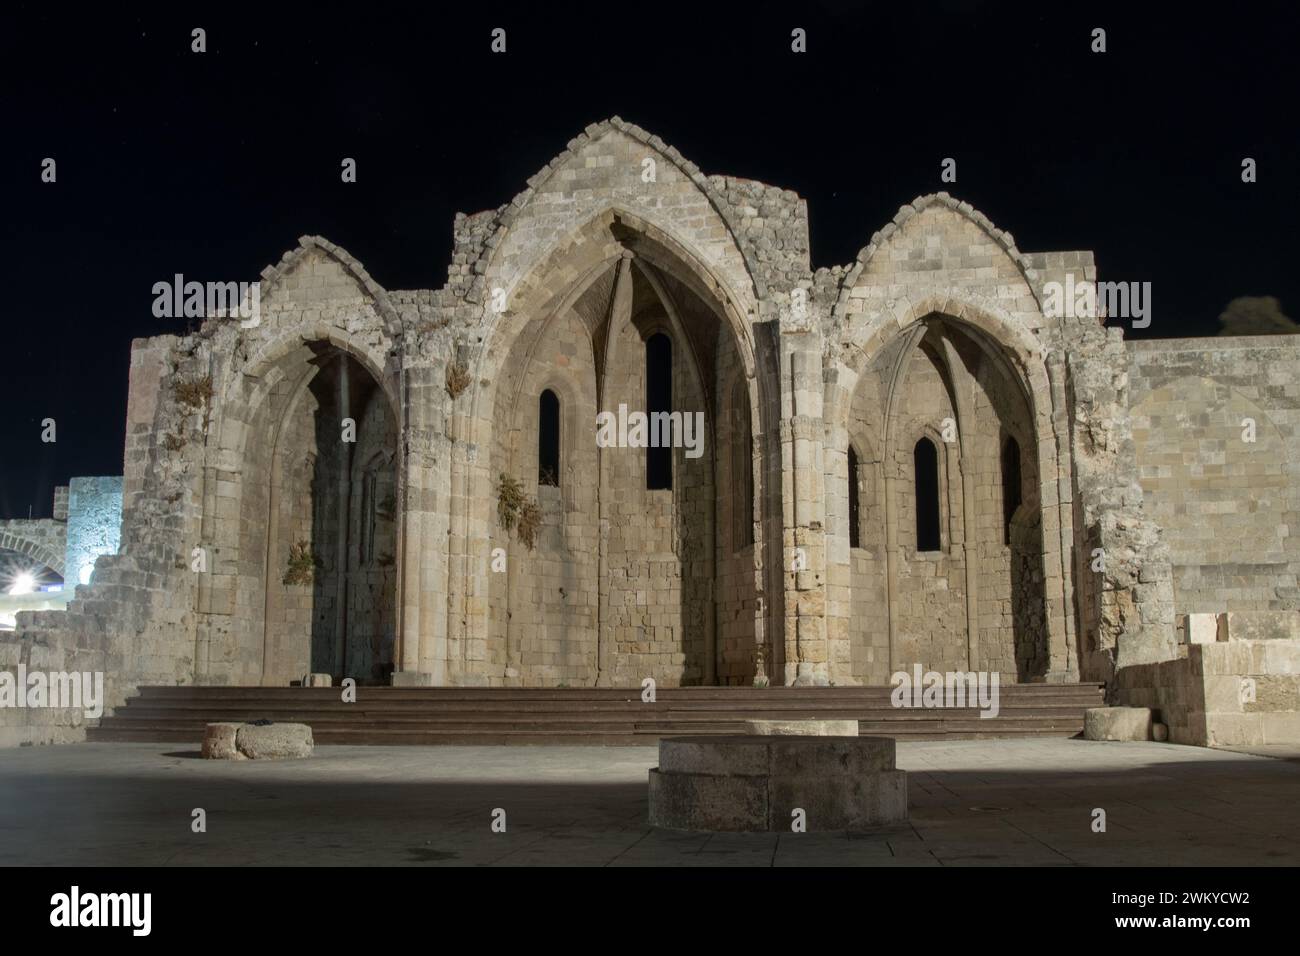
left=94, top=716, right=1088, bottom=733
left=119, top=685, right=1101, bottom=698
left=90, top=726, right=1079, bottom=745
left=99, top=707, right=1094, bottom=721
left=87, top=683, right=1104, bottom=745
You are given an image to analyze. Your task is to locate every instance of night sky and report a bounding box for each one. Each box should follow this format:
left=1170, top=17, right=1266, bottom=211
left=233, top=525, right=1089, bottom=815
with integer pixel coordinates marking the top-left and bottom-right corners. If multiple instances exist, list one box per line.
left=2, top=2, right=1296, bottom=519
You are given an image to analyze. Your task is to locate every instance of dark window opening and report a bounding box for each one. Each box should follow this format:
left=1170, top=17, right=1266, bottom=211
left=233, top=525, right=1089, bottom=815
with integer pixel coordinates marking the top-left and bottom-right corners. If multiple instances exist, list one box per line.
left=848, top=445, right=861, bottom=549
left=914, top=437, right=941, bottom=552
left=646, top=333, right=672, bottom=490
left=732, top=392, right=754, bottom=549
left=1001, top=435, right=1022, bottom=546
left=538, top=389, right=560, bottom=487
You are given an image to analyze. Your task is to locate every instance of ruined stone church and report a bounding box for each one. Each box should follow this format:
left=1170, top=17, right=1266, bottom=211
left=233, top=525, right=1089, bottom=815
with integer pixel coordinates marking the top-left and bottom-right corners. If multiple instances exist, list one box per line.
left=7, top=118, right=1300, bottom=747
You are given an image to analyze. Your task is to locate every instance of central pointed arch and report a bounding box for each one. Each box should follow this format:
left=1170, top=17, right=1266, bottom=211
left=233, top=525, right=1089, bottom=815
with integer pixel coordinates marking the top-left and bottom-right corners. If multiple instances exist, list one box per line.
left=473, top=205, right=763, bottom=436
left=454, top=203, right=779, bottom=687
left=825, top=294, right=1074, bottom=684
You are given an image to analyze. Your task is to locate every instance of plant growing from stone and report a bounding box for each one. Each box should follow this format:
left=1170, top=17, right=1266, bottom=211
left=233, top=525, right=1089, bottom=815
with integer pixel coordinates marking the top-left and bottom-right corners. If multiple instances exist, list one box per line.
left=496, top=473, right=540, bottom=551
left=516, top=499, right=541, bottom=551
left=445, top=361, right=471, bottom=399
left=174, top=375, right=213, bottom=411
left=497, top=473, right=525, bottom=531
left=283, top=541, right=320, bottom=585
left=173, top=374, right=214, bottom=437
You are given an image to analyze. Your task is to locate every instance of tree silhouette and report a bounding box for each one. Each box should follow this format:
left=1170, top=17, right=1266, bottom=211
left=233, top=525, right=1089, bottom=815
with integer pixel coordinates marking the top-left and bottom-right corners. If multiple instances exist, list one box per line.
left=1217, top=296, right=1299, bottom=336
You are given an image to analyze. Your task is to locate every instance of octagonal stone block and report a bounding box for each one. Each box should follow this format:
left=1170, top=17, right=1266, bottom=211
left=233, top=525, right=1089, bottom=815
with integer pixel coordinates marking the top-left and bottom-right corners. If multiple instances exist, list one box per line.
left=649, top=735, right=907, bottom=832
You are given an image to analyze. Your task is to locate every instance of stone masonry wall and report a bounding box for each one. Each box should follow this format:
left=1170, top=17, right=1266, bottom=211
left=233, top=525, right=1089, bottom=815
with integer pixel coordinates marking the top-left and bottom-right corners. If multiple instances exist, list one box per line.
left=1128, top=335, right=1300, bottom=616
left=65, top=476, right=124, bottom=587
left=13, top=120, right=1287, bottom=748
left=1, top=332, right=205, bottom=745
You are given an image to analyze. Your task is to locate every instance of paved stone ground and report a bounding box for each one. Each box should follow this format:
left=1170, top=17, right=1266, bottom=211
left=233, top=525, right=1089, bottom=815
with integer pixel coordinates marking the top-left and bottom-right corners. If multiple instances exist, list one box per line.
left=0, top=739, right=1297, bottom=866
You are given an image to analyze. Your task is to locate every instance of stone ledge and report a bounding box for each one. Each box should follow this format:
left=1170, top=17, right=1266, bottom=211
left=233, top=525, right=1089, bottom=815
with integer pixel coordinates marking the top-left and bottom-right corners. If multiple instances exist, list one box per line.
left=745, top=718, right=860, bottom=736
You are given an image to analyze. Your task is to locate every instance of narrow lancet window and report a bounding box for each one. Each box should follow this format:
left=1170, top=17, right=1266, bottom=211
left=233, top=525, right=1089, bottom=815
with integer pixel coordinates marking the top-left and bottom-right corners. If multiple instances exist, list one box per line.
left=914, top=437, right=940, bottom=551
left=646, top=334, right=672, bottom=490
left=539, top=389, right=560, bottom=487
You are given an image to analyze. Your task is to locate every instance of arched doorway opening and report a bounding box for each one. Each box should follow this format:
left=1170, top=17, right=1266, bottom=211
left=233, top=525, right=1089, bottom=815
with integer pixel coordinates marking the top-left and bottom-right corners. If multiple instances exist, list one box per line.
left=236, top=341, right=398, bottom=686
left=485, top=223, right=763, bottom=686
left=843, top=314, right=1047, bottom=681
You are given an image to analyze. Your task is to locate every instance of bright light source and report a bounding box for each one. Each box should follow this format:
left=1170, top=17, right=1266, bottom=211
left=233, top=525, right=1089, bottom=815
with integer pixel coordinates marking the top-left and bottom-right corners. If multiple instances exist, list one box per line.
left=8, top=572, right=36, bottom=596
left=79, top=563, right=94, bottom=585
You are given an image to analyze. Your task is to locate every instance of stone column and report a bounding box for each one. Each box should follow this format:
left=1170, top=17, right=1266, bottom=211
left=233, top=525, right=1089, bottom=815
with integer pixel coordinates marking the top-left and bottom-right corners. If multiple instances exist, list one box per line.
left=393, top=363, right=449, bottom=687
left=394, top=363, right=427, bottom=684
left=443, top=354, right=481, bottom=684
left=881, top=326, right=926, bottom=677
left=332, top=358, right=353, bottom=677
left=938, top=336, right=980, bottom=670
left=192, top=349, right=230, bottom=685
left=1042, top=351, right=1078, bottom=681
left=822, top=418, right=854, bottom=686
left=595, top=256, right=633, bottom=687
left=781, top=340, right=829, bottom=686
left=883, top=470, right=900, bottom=675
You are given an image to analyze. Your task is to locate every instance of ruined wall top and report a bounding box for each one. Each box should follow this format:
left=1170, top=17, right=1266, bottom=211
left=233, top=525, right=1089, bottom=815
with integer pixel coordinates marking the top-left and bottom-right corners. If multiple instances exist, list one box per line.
left=174, top=119, right=1139, bottom=373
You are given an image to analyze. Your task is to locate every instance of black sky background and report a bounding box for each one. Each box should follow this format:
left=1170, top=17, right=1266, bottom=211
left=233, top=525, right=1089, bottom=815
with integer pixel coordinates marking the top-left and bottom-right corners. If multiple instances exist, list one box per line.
left=1, top=1, right=1296, bottom=519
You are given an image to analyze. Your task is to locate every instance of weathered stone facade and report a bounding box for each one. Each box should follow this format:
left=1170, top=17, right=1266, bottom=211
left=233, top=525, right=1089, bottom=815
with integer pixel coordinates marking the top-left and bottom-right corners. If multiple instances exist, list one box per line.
left=65, top=477, right=124, bottom=587
left=3, top=117, right=1297, bottom=746
left=1128, top=336, right=1300, bottom=615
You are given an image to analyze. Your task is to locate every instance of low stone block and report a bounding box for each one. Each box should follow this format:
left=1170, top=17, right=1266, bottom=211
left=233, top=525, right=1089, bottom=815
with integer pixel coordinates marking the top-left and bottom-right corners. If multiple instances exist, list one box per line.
left=649, top=735, right=906, bottom=832
left=768, top=770, right=907, bottom=830
left=767, top=735, right=896, bottom=777
left=744, top=719, right=859, bottom=737
left=1152, top=722, right=1169, bottom=742
left=647, top=769, right=768, bottom=831
left=303, top=673, right=332, bottom=687
left=234, top=722, right=313, bottom=759
left=201, top=722, right=243, bottom=760
left=1084, top=706, right=1153, bottom=741
left=659, top=735, right=895, bottom=776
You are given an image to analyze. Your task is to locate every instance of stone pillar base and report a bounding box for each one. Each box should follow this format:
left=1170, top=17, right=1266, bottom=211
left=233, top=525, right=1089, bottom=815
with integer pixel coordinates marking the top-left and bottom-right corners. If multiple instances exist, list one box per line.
left=786, top=661, right=829, bottom=686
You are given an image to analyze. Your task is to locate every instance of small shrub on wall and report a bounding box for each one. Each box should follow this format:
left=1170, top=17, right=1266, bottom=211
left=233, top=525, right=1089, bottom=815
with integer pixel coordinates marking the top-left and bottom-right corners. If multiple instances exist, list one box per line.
left=496, top=473, right=540, bottom=552
left=283, top=541, right=320, bottom=585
